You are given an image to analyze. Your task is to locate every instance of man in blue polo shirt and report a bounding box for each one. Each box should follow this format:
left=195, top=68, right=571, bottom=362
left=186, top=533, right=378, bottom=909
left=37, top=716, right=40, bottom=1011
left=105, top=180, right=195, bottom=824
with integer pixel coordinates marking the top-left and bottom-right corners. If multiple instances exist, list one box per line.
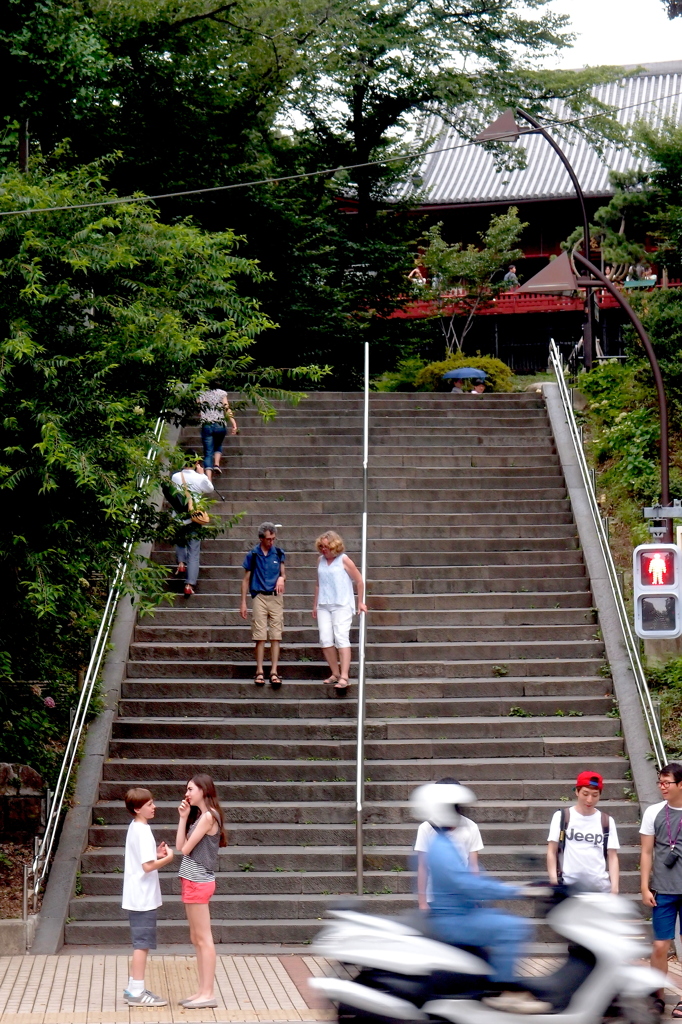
left=240, top=522, right=286, bottom=689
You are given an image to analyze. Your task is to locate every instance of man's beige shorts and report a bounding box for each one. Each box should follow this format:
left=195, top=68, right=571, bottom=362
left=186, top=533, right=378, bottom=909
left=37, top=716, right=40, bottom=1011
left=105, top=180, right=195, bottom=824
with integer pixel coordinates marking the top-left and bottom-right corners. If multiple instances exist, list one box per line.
left=251, top=593, right=284, bottom=641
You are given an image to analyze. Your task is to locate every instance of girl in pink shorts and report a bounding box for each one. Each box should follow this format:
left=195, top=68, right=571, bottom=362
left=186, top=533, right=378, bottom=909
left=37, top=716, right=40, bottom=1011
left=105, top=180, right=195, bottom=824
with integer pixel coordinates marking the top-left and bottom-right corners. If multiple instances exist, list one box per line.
left=175, top=773, right=227, bottom=1009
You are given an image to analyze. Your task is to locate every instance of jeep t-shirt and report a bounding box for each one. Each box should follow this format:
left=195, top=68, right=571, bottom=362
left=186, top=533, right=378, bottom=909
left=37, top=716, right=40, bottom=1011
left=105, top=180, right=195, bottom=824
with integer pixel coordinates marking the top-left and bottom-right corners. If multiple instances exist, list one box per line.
left=640, top=800, right=682, bottom=894
left=547, top=807, right=619, bottom=891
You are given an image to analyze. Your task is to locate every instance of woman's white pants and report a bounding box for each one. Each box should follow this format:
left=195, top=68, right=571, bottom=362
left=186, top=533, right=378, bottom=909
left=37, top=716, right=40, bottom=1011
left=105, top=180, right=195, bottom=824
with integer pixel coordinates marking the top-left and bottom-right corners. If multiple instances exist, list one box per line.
left=317, top=604, right=353, bottom=648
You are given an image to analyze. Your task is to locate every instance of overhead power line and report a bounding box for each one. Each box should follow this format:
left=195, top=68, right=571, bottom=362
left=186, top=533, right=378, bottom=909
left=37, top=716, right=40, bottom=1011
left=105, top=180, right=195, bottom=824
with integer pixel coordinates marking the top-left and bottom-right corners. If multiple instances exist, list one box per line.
left=1, top=85, right=681, bottom=219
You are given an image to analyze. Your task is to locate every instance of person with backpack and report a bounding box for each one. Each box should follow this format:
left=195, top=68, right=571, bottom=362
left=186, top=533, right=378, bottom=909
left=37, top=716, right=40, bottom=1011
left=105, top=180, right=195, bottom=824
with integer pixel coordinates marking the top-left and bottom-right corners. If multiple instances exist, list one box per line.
left=166, top=453, right=215, bottom=597
left=546, top=771, right=620, bottom=892
left=240, top=522, right=286, bottom=688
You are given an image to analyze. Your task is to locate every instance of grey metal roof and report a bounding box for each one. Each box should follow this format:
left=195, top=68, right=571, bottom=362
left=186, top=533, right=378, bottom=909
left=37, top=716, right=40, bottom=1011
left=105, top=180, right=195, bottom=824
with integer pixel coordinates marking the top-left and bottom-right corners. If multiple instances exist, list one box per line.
left=403, top=62, right=682, bottom=207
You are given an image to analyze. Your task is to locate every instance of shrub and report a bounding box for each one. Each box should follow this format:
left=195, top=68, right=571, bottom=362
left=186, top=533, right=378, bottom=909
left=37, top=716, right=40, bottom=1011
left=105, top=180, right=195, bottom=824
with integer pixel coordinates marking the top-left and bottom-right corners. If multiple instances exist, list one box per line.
left=373, top=357, right=427, bottom=392
left=413, top=354, right=514, bottom=393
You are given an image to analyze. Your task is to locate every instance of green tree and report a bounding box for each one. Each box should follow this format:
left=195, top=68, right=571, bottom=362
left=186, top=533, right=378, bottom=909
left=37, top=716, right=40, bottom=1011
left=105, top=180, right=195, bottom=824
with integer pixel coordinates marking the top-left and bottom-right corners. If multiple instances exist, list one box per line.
left=420, top=207, right=527, bottom=355
left=0, top=153, right=323, bottom=686
left=0, top=0, right=629, bottom=380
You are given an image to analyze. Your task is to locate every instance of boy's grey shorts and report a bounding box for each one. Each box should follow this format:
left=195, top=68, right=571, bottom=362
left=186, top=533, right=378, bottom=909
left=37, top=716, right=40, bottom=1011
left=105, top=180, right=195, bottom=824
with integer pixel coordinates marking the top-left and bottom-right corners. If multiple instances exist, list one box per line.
left=128, top=909, right=157, bottom=949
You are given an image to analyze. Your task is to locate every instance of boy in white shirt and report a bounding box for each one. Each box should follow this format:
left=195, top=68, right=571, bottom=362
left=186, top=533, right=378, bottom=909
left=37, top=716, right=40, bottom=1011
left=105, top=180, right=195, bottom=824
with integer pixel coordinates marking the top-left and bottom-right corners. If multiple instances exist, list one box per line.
left=414, top=776, right=484, bottom=910
left=122, top=787, right=174, bottom=1006
left=546, top=771, right=620, bottom=892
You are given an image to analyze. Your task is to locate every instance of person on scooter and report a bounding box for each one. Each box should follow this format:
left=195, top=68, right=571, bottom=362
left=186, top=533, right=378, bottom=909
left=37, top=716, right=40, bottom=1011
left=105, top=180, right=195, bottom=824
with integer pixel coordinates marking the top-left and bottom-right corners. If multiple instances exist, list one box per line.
left=411, top=783, right=551, bottom=1014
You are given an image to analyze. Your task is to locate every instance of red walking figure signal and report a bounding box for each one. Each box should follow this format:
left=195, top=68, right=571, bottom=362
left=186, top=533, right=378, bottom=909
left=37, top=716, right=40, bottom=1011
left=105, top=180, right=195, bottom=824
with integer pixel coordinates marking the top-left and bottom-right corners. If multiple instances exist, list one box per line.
left=633, top=544, right=682, bottom=639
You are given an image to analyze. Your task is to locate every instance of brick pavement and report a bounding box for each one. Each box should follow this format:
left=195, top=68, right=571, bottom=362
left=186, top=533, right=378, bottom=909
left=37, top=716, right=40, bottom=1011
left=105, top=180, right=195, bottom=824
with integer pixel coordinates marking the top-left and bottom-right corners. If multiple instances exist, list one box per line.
left=0, top=955, right=680, bottom=1024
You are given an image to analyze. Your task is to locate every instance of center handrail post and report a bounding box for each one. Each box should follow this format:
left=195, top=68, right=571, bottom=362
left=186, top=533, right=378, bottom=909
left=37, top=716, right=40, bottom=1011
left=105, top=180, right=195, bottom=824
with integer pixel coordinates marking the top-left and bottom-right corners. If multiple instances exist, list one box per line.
left=356, top=342, right=369, bottom=895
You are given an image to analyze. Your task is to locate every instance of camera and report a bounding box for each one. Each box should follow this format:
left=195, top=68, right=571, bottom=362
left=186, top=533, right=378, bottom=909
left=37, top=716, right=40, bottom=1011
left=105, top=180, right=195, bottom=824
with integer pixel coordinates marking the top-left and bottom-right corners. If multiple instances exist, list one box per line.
left=663, top=847, right=680, bottom=868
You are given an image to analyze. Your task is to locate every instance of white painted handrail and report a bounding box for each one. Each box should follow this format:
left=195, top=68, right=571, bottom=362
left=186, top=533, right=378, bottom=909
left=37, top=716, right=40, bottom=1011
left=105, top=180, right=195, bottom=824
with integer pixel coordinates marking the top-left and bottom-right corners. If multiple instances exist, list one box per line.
left=548, top=341, right=666, bottom=768
left=355, top=342, right=369, bottom=895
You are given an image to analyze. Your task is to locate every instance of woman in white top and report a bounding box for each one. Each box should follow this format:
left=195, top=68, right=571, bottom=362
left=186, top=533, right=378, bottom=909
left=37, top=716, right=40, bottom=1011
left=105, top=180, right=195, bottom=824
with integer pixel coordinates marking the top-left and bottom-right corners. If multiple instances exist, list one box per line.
left=312, top=531, right=367, bottom=695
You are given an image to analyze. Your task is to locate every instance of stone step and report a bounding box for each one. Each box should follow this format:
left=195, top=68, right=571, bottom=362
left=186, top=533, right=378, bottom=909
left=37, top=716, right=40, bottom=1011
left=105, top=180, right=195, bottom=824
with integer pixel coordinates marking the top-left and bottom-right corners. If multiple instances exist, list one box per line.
left=125, top=656, right=607, bottom=679
left=205, top=486, right=568, bottom=502
left=133, top=624, right=599, bottom=646
left=213, top=500, right=571, bottom=515
left=217, top=449, right=556, bottom=463
left=154, top=551, right=586, bottom=570
left=120, top=675, right=611, bottom=700
left=62, top=890, right=598, bottom=925
left=117, top=694, right=612, bottom=721
left=111, top=713, right=619, bottom=743
left=169, top=529, right=579, bottom=548
left=162, top=586, right=592, bottom=608
left=128, top=639, right=605, bottom=663
left=97, top=777, right=630, bottom=803
left=139, top=607, right=595, bottom=630
left=78, top=866, right=643, bottom=897
left=80, top=843, right=639, bottom=876
left=142, top=606, right=595, bottom=628
left=213, top=462, right=562, bottom=477
left=215, top=511, right=575, bottom=526
left=95, top=798, right=638, bottom=826
left=107, top=733, right=623, bottom=761
left=62, top=916, right=558, bottom=946
left=161, top=536, right=577, bottom=552
left=85, top=819, right=639, bottom=850
left=100, top=754, right=631, bottom=783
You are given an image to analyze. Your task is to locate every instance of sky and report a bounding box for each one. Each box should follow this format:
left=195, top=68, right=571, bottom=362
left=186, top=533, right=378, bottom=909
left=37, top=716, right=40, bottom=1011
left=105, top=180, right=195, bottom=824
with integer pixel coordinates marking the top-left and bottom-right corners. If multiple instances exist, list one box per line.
left=544, top=0, right=682, bottom=68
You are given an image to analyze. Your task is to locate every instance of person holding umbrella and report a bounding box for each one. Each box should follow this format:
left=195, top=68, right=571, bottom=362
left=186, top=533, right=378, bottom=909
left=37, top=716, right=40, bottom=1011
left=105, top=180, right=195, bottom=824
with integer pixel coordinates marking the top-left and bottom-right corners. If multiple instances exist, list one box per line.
left=443, top=367, right=488, bottom=393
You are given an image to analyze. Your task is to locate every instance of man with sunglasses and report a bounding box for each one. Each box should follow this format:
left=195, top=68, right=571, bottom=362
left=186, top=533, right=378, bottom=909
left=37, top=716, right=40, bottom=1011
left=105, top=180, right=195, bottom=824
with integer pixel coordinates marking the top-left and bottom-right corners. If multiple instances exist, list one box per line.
left=640, top=762, right=682, bottom=1018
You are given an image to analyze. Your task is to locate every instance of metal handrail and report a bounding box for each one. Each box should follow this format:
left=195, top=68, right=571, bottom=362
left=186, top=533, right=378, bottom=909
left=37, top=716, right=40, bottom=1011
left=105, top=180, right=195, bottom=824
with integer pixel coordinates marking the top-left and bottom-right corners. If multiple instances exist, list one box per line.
left=548, top=341, right=666, bottom=768
left=32, top=416, right=166, bottom=895
left=355, top=342, right=369, bottom=896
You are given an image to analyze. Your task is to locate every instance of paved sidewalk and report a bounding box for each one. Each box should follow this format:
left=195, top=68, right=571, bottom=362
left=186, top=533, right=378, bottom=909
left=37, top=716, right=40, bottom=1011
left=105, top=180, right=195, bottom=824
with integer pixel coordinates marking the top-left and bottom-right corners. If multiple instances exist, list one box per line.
left=0, top=955, right=340, bottom=1024
left=1, top=954, right=680, bottom=1024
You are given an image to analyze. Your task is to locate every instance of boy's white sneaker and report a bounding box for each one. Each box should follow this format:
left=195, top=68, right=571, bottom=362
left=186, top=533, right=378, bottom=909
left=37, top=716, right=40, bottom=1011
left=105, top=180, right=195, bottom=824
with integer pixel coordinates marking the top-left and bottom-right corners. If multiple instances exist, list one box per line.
left=123, top=988, right=167, bottom=1006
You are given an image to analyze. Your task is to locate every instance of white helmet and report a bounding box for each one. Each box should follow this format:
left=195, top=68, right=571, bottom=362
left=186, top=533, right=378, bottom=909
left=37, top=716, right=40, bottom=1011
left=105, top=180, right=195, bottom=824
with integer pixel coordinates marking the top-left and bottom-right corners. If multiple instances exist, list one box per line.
left=409, top=782, right=477, bottom=827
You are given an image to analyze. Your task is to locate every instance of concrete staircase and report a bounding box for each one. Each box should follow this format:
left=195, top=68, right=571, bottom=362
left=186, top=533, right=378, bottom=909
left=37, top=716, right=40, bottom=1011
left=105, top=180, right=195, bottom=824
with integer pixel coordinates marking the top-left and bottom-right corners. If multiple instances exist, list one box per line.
left=67, top=392, right=638, bottom=946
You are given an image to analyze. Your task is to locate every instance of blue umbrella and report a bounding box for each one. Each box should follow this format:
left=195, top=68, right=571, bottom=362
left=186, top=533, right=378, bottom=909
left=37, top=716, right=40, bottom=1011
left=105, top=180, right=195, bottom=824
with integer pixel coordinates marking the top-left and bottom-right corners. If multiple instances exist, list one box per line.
left=442, top=367, right=487, bottom=380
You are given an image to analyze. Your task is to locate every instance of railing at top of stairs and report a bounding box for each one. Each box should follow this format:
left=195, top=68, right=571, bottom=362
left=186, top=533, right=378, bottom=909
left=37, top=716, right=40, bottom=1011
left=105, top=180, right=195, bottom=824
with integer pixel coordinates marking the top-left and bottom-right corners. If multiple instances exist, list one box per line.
left=548, top=340, right=666, bottom=769
left=30, top=416, right=166, bottom=905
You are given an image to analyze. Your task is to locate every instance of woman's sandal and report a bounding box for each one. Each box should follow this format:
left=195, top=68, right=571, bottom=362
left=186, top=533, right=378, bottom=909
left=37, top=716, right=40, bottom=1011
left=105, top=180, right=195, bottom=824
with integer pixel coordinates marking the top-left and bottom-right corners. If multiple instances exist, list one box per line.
left=270, top=672, right=283, bottom=691
left=323, top=675, right=339, bottom=685
left=254, top=672, right=266, bottom=686
left=334, top=677, right=350, bottom=695
left=671, top=999, right=682, bottom=1019
left=183, top=583, right=194, bottom=597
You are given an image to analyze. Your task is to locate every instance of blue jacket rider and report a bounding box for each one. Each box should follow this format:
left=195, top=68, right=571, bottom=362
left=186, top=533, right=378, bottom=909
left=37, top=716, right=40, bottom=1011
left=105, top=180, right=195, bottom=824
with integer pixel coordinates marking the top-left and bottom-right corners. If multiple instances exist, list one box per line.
left=427, top=828, right=532, bottom=983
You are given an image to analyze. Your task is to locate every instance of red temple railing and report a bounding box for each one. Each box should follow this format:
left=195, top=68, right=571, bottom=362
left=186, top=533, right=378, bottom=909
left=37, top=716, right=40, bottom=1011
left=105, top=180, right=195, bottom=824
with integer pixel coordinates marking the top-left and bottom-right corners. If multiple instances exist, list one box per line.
left=389, top=281, right=681, bottom=319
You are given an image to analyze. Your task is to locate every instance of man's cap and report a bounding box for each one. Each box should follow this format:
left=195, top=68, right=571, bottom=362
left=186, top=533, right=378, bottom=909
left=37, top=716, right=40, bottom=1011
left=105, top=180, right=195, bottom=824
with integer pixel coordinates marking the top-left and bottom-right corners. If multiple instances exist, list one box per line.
left=576, top=771, right=603, bottom=791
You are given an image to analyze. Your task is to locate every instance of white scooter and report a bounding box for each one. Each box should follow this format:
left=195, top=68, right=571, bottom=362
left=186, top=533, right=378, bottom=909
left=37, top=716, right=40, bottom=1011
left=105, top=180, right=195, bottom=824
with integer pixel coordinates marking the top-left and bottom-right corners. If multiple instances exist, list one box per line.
left=309, top=782, right=666, bottom=1024
left=310, top=889, right=666, bottom=1024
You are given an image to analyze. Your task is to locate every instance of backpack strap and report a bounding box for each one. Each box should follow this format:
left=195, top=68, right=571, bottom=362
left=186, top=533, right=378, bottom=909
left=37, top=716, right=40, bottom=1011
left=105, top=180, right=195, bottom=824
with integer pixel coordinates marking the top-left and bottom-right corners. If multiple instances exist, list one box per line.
left=247, top=546, right=284, bottom=574
left=601, top=811, right=610, bottom=867
left=556, top=807, right=570, bottom=883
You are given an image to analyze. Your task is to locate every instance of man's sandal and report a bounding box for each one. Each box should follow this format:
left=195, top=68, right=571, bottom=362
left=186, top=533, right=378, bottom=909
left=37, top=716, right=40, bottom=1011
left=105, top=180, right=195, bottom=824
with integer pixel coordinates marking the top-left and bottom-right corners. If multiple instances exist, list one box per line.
left=671, top=1000, right=682, bottom=1019
left=270, top=672, right=283, bottom=691
left=254, top=673, right=266, bottom=686
left=652, top=997, right=665, bottom=1016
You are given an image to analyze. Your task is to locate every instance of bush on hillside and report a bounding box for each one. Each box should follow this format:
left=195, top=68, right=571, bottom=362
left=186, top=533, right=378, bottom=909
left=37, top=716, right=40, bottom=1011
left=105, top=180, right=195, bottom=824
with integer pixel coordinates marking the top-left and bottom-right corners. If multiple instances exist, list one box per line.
left=373, top=357, right=427, bottom=392
left=414, top=354, right=514, bottom=393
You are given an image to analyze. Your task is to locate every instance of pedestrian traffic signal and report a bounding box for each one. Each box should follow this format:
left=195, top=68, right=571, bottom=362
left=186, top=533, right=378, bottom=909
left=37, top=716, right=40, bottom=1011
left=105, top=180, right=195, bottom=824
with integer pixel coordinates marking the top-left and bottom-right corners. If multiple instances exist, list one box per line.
left=633, top=543, right=682, bottom=639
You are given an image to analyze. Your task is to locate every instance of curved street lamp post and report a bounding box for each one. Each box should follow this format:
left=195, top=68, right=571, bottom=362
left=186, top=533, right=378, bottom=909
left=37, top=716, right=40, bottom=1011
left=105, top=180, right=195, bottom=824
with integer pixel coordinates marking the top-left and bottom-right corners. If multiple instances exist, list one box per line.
left=475, top=109, right=672, bottom=542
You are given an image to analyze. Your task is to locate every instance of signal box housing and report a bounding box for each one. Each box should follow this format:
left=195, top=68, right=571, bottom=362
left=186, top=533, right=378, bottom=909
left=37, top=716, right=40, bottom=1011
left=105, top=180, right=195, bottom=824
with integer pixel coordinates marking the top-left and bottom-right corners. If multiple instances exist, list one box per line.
left=633, top=543, right=682, bottom=639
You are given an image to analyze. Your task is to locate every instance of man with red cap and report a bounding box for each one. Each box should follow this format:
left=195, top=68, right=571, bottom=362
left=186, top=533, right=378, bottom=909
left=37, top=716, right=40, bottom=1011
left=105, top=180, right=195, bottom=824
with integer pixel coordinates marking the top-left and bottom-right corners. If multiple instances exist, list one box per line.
left=546, top=771, right=620, bottom=893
